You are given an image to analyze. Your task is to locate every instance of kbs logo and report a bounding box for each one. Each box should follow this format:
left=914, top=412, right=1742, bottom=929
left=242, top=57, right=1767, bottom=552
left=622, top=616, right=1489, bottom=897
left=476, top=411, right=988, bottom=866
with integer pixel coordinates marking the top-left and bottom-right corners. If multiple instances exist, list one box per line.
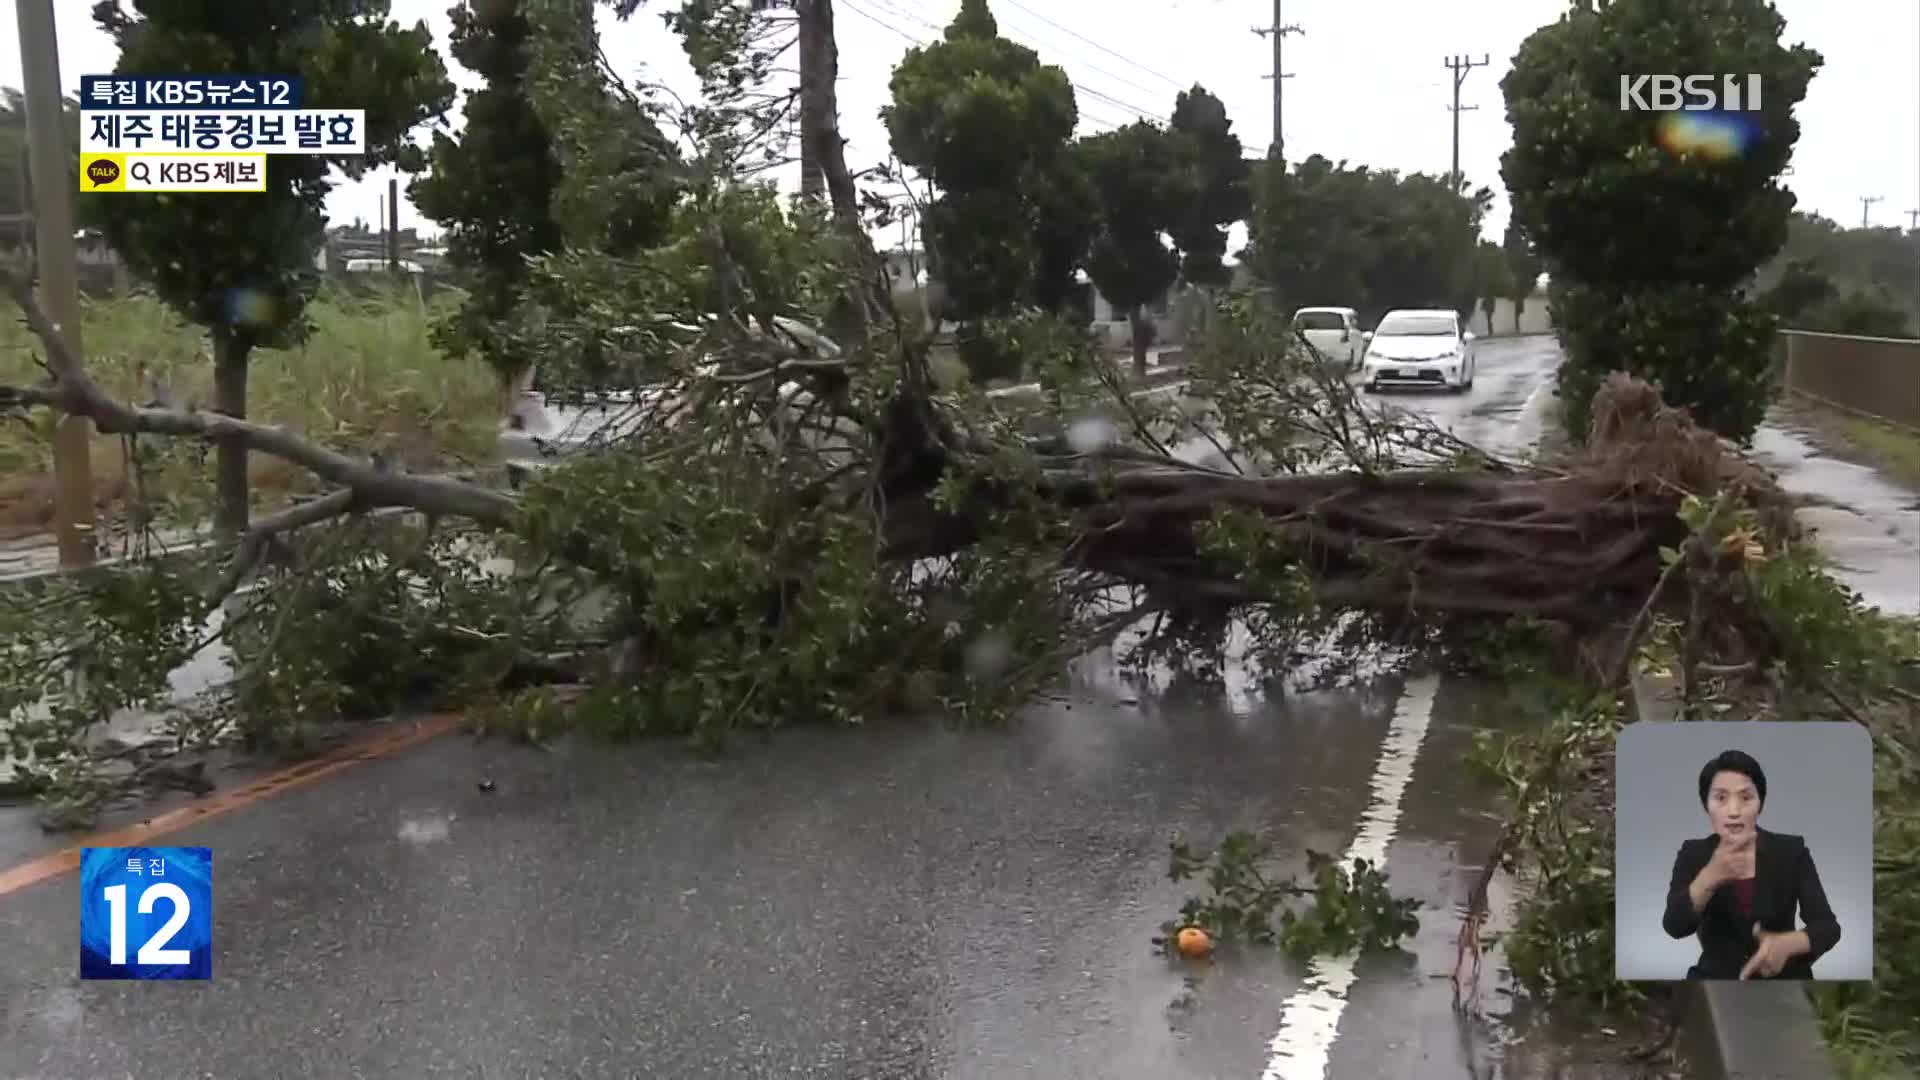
left=1619, top=74, right=1763, bottom=112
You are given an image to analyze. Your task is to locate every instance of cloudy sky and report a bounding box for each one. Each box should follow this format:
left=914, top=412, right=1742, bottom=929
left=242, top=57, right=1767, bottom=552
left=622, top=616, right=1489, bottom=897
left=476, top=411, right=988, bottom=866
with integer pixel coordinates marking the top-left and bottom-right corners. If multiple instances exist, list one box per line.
left=3, top=0, right=1916, bottom=251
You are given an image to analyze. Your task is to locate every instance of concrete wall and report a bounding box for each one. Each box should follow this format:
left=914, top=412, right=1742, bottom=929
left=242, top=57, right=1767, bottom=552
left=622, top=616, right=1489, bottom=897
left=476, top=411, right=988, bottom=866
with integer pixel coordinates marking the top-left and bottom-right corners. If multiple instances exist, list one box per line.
left=1779, top=329, right=1920, bottom=431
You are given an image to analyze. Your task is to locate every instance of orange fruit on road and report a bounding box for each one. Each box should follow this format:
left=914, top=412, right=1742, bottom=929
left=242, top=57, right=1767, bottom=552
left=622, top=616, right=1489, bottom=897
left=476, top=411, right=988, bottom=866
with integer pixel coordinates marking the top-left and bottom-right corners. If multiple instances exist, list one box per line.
left=1175, top=926, right=1212, bottom=958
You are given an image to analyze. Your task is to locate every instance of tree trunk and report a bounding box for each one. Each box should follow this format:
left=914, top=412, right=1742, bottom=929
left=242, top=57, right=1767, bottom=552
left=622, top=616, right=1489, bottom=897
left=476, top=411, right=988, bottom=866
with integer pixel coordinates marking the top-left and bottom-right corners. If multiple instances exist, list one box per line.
left=1128, top=306, right=1149, bottom=378
left=210, top=328, right=251, bottom=539
left=795, top=0, right=887, bottom=351
left=795, top=0, right=826, bottom=202
left=795, top=0, right=858, bottom=232
left=1514, top=296, right=1526, bottom=334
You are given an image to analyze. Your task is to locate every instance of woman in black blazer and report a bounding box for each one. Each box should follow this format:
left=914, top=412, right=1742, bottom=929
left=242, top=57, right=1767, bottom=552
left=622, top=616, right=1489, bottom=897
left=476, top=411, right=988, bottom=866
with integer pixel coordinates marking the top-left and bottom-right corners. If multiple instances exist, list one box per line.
left=1663, top=750, right=1841, bottom=979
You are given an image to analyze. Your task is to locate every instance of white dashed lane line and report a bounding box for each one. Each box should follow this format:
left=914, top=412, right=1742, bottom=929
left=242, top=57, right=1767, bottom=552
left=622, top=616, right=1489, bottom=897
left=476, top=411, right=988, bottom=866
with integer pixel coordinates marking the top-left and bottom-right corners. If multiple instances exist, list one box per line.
left=1259, top=674, right=1441, bottom=1080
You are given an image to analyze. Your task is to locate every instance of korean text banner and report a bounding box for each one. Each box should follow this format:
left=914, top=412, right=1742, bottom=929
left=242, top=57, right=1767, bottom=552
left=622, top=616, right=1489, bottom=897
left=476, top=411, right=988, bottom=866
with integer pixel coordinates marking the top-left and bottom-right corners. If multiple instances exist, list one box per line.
left=81, top=110, right=365, bottom=155
left=80, top=75, right=302, bottom=110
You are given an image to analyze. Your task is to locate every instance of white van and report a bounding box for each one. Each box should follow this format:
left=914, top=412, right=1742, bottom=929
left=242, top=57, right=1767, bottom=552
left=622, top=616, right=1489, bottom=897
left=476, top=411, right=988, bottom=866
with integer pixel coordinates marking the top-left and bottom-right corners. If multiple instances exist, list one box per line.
left=1290, top=307, right=1363, bottom=371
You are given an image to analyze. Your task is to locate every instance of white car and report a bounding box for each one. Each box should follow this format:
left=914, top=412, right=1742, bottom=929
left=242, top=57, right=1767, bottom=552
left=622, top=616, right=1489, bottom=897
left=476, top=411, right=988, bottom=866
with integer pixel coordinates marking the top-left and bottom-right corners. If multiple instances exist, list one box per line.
left=1359, top=308, right=1477, bottom=393
left=1290, top=306, right=1364, bottom=371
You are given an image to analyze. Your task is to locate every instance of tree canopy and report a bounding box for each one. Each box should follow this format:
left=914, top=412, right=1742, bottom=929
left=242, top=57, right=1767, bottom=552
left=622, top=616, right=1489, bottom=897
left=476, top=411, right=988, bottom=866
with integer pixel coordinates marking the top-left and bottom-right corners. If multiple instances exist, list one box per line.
left=1077, top=121, right=1182, bottom=370
left=86, top=0, right=454, bottom=533
left=1501, top=0, right=1822, bottom=440
left=407, top=0, right=568, bottom=382
left=883, top=0, right=1079, bottom=327
left=1165, top=85, right=1251, bottom=289
left=1247, top=154, right=1491, bottom=324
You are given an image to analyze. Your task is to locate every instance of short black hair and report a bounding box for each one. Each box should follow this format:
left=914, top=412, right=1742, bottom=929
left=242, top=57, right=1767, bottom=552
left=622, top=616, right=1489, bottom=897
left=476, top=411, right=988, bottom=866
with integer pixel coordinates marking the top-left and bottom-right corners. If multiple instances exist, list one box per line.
left=1698, top=750, right=1767, bottom=809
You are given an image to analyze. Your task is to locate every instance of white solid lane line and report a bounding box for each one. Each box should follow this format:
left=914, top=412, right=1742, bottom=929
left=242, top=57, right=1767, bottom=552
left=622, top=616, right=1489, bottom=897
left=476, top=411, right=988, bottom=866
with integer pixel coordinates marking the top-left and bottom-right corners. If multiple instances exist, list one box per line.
left=1259, top=673, right=1442, bottom=1080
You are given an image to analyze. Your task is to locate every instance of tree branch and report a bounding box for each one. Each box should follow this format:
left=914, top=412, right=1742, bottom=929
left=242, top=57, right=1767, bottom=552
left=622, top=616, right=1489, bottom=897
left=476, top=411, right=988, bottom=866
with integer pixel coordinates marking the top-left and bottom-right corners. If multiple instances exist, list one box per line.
left=204, top=489, right=359, bottom=606
left=2, top=272, right=519, bottom=530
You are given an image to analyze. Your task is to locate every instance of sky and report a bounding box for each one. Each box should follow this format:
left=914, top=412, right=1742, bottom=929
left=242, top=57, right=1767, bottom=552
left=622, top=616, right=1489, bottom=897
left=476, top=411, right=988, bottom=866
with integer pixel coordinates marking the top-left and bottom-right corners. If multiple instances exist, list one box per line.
left=3, top=0, right=1917, bottom=253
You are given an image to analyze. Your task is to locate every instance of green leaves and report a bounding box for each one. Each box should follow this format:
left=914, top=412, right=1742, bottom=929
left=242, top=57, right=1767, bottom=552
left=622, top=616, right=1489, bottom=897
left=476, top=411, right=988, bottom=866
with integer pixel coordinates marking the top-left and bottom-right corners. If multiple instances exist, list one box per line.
left=88, top=0, right=454, bottom=343
left=1165, top=86, right=1250, bottom=289
left=1249, top=155, right=1489, bottom=323
left=1501, top=0, right=1823, bottom=442
left=1077, top=121, right=1182, bottom=344
left=1158, top=832, right=1421, bottom=961
left=883, top=1, right=1081, bottom=326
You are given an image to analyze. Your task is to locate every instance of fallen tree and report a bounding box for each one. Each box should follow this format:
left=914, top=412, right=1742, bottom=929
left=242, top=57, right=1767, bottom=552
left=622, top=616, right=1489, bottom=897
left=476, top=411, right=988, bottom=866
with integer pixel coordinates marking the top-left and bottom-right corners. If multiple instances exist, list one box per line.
left=0, top=255, right=1808, bottom=713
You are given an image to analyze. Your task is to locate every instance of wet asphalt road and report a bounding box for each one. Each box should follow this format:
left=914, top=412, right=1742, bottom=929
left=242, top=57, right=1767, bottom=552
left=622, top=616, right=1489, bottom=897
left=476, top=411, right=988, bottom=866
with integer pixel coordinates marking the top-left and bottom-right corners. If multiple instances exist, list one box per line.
left=0, top=338, right=1775, bottom=1078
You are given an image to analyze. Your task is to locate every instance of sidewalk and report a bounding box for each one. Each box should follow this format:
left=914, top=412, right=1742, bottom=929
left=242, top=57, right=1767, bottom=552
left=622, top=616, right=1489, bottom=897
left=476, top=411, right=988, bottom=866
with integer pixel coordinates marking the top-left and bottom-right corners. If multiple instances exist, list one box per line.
left=0, top=524, right=208, bottom=584
left=1752, top=410, right=1920, bottom=617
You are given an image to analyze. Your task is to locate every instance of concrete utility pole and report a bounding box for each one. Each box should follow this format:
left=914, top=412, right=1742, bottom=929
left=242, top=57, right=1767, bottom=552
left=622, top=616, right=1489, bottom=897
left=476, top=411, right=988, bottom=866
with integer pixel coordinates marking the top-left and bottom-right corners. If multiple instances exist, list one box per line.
left=1252, top=1, right=1304, bottom=160
left=1905, top=208, right=1919, bottom=230
left=15, top=0, right=96, bottom=569
left=1445, top=53, right=1490, bottom=190
left=1859, top=195, right=1882, bottom=228
left=386, top=175, right=400, bottom=272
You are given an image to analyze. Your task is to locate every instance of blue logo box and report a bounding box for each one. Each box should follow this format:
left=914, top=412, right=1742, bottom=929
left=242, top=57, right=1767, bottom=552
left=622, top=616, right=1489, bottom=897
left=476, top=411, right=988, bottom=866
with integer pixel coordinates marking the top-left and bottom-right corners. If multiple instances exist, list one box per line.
left=79, top=847, right=212, bottom=980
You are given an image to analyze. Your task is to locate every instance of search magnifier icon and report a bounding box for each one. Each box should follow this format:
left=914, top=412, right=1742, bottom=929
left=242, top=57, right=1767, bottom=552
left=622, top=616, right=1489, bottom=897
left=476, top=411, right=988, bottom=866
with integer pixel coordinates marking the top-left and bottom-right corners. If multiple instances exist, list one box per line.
left=129, top=161, right=151, bottom=185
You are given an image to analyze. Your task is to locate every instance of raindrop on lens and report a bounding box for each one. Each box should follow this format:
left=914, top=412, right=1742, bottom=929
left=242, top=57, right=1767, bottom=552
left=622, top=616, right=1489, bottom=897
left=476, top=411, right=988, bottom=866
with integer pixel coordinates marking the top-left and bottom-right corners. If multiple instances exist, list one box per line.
left=1067, top=416, right=1118, bottom=453
left=964, top=632, right=1012, bottom=679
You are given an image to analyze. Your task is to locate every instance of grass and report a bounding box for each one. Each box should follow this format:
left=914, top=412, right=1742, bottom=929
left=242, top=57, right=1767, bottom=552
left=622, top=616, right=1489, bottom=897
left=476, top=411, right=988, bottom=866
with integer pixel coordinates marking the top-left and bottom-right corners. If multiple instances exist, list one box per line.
left=0, top=283, right=502, bottom=539
left=1776, top=395, right=1920, bottom=492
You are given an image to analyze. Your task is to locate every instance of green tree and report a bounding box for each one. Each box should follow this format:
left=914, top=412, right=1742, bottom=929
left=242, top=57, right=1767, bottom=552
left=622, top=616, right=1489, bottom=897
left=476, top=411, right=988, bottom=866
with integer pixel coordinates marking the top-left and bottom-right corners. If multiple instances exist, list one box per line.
left=1501, top=0, right=1821, bottom=440
left=883, top=0, right=1080, bottom=350
left=407, top=1, right=566, bottom=386
left=1759, top=212, right=1920, bottom=331
left=1078, top=120, right=1181, bottom=374
left=1758, top=257, right=1838, bottom=326
left=1247, top=154, right=1488, bottom=325
left=88, top=0, right=454, bottom=536
left=1501, top=219, right=1542, bottom=333
left=1814, top=288, right=1912, bottom=337
left=1166, top=85, right=1251, bottom=289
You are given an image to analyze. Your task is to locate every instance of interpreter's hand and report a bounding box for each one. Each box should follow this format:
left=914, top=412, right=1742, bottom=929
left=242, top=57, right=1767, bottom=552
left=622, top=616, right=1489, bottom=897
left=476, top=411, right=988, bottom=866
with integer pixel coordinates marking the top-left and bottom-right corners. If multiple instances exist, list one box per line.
left=1705, top=833, right=1756, bottom=887
left=1741, top=924, right=1802, bottom=979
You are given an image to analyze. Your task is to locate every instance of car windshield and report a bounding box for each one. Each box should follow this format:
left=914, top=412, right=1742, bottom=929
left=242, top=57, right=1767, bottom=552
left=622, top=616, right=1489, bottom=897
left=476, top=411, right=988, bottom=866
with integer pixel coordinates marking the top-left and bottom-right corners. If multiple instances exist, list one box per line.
left=1292, top=311, right=1346, bottom=330
left=1374, top=315, right=1456, bottom=336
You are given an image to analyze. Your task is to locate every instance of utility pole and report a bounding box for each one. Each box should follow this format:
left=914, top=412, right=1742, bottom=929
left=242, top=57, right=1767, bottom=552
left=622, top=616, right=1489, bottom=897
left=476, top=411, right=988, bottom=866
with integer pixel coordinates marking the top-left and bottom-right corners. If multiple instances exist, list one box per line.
left=386, top=175, right=400, bottom=272
left=1252, top=1, right=1304, bottom=160
left=1906, top=208, right=1919, bottom=230
left=1859, top=195, right=1882, bottom=228
left=1445, top=53, right=1490, bottom=190
left=16, top=0, right=96, bottom=569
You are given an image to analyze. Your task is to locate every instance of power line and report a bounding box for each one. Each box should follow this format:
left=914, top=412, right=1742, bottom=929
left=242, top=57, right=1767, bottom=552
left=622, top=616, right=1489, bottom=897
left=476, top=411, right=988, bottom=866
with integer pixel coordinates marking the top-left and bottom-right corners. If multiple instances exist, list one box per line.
left=866, top=0, right=1167, bottom=125
left=988, top=8, right=1176, bottom=106
left=995, top=0, right=1191, bottom=93
left=840, top=0, right=1134, bottom=131
left=838, top=0, right=923, bottom=47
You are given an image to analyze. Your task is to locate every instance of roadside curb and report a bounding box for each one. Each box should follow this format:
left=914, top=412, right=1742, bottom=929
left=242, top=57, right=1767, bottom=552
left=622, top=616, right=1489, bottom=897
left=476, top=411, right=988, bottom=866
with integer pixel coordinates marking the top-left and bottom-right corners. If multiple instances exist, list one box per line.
left=1626, top=671, right=1840, bottom=1080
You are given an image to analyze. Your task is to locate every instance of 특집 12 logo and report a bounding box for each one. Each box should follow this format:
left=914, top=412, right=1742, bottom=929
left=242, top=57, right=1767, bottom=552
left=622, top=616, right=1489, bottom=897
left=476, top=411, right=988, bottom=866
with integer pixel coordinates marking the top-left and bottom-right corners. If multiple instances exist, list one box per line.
left=79, top=846, right=213, bottom=980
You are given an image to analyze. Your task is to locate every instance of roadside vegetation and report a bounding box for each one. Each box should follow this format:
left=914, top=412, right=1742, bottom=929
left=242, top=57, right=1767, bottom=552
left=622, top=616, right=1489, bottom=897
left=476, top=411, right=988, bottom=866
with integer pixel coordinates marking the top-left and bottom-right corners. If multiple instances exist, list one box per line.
left=0, top=0, right=1914, bottom=1074
left=0, top=287, right=499, bottom=540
